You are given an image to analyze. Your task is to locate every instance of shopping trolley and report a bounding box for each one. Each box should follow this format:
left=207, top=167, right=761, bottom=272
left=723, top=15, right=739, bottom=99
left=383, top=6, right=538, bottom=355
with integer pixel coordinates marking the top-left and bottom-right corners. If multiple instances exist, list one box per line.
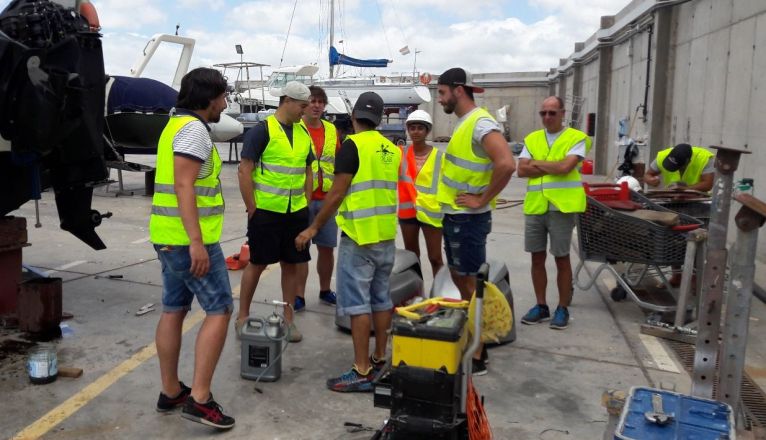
left=573, top=182, right=703, bottom=313
left=643, top=190, right=712, bottom=227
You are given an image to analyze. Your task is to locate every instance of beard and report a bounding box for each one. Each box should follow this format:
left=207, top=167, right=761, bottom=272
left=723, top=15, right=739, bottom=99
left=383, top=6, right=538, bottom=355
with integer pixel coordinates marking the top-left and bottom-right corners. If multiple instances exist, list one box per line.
left=441, top=96, right=457, bottom=114
left=208, top=112, right=222, bottom=123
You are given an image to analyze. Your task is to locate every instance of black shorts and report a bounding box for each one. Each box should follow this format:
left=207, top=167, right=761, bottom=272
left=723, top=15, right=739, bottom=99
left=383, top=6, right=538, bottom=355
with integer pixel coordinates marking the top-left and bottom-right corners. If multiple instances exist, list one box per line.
left=247, top=208, right=311, bottom=265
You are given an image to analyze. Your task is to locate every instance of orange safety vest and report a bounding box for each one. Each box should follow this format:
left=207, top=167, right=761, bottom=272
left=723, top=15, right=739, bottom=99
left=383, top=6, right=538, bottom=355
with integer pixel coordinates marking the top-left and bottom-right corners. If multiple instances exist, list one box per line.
left=398, top=145, right=418, bottom=219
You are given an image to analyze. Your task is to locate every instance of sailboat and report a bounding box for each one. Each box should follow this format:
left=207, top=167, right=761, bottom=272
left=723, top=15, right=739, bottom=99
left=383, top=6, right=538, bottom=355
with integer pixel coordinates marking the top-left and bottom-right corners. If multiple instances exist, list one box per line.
left=239, top=0, right=431, bottom=114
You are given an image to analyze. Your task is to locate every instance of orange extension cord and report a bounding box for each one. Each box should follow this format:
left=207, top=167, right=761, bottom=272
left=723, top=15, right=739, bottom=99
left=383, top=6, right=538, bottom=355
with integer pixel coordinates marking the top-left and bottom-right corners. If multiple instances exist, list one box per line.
left=466, top=377, right=492, bottom=440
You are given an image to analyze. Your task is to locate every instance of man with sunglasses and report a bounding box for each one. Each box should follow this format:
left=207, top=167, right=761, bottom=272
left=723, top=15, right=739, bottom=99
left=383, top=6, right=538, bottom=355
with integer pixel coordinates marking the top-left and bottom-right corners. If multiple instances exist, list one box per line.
left=517, top=96, right=591, bottom=330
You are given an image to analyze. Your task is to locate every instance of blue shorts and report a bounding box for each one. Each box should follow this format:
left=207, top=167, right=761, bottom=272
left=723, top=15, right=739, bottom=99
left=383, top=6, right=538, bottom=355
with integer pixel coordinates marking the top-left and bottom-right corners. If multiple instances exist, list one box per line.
left=336, top=236, right=395, bottom=316
left=308, top=199, right=338, bottom=248
left=154, top=243, right=233, bottom=315
left=442, top=212, right=492, bottom=276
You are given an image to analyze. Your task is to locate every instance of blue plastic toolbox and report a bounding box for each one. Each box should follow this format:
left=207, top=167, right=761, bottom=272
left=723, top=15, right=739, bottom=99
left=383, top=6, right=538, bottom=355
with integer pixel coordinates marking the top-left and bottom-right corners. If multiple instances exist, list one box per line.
left=615, top=387, right=735, bottom=440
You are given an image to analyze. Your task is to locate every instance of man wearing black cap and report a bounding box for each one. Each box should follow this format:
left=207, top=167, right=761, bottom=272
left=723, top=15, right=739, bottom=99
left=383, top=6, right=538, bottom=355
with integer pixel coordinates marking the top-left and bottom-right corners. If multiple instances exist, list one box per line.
left=645, top=143, right=715, bottom=192
left=436, top=67, right=515, bottom=375
left=296, top=92, right=402, bottom=392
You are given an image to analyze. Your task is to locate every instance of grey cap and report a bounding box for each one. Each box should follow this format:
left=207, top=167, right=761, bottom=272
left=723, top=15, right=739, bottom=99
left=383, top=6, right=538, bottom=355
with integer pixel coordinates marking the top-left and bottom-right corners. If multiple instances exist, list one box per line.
left=352, top=92, right=384, bottom=126
left=270, top=81, right=310, bottom=101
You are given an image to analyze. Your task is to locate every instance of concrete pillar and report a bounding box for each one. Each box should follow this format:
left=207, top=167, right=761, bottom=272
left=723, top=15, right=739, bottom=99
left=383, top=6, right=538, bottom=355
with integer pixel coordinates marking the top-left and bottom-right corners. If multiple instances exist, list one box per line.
left=648, top=7, right=673, bottom=159
left=571, top=42, right=585, bottom=128
left=557, top=59, right=568, bottom=99
left=595, top=16, right=615, bottom=175
left=548, top=68, right=557, bottom=96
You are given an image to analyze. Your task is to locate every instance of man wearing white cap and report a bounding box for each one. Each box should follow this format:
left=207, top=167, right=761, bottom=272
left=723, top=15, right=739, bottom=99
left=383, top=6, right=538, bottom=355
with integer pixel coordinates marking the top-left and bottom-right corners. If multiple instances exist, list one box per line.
left=236, top=81, right=314, bottom=342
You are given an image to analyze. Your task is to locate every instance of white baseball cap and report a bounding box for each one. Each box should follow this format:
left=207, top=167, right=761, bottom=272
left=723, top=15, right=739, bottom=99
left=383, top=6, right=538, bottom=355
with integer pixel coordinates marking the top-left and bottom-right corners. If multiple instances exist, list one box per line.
left=270, top=81, right=310, bottom=101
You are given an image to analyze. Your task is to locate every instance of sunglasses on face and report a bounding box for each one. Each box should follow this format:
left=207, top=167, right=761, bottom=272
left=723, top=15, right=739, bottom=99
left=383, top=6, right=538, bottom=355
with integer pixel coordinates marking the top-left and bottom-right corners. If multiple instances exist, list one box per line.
left=539, top=110, right=559, bottom=117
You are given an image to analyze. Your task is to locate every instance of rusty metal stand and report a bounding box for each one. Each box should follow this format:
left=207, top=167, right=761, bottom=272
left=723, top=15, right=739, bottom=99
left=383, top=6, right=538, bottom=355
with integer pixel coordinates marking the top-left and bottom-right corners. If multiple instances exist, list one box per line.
left=691, top=146, right=750, bottom=399
left=719, top=194, right=766, bottom=428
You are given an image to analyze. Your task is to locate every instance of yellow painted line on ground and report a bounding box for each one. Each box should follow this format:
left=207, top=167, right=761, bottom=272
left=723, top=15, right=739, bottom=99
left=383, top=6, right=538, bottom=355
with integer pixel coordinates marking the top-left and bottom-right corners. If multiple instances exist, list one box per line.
left=12, top=278, right=254, bottom=440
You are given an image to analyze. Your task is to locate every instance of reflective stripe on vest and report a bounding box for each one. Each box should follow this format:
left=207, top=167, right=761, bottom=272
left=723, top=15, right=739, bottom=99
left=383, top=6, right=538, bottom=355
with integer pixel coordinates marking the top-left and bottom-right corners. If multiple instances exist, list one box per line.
left=252, top=115, right=311, bottom=213
left=336, top=130, right=401, bottom=245
left=437, top=108, right=496, bottom=212
left=522, top=127, right=591, bottom=215
left=149, top=115, right=224, bottom=245
left=305, top=119, right=338, bottom=193
left=398, top=144, right=443, bottom=227
left=656, top=146, right=714, bottom=188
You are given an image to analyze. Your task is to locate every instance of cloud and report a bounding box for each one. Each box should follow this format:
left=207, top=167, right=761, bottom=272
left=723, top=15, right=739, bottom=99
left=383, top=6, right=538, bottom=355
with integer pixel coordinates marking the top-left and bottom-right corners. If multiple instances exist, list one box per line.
left=93, top=0, right=166, bottom=31
left=177, top=0, right=225, bottom=11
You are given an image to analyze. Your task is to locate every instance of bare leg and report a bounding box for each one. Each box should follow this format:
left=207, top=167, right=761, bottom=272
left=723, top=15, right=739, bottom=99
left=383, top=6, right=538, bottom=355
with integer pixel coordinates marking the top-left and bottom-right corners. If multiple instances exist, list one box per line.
left=295, top=261, right=308, bottom=301
left=156, top=310, right=187, bottom=397
left=316, top=246, right=335, bottom=292
left=399, top=222, right=421, bottom=259
left=350, top=314, right=371, bottom=371
left=371, top=310, right=392, bottom=360
left=555, top=255, right=573, bottom=307
left=449, top=269, right=482, bottom=359
left=190, top=312, right=231, bottom=403
left=531, top=251, right=548, bottom=305
left=238, top=263, right=268, bottom=322
left=280, top=262, right=299, bottom=324
left=422, top=225, right=444, bottom=278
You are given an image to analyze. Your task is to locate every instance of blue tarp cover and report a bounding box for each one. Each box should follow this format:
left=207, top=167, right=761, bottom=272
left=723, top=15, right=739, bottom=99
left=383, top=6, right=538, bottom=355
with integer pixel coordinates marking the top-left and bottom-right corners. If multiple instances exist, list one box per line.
left=106, top=76, right=177, bottom=115
left=329, top=46, right=389, bottom=68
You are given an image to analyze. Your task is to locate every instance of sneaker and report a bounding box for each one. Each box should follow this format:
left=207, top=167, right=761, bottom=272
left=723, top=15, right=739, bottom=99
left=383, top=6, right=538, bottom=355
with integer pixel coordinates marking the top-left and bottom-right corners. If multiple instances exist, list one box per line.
left=549, top=306, right=570, bottom=330
left=319, top=290, right=337, bottom=306
left=471, top=358, right=488, bottom=376
left=287, top=322, right=302, bottom=342
left=181, top=395, right=235, bottom=430
left=156, top=381, right=191, bottom=412
left=326, top=365, right=375, bottom=392
left=370, top=354, right=386, bottom=373
left=294, top=296, right=306, bottom=313
left=521, top=304, right=550, bottom=325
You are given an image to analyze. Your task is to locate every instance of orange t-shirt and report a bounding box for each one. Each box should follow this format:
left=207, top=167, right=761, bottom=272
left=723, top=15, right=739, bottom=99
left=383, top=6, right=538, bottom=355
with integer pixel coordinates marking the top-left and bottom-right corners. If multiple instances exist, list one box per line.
left=307, top=124, right=340, bottom=201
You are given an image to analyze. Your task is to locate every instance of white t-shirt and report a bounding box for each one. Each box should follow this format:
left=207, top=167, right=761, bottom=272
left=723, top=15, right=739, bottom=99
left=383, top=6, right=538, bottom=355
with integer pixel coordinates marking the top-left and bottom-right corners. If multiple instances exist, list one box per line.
left=172, top=116, right=215, bottom=179
left=519, top=129, right=586, bottom=211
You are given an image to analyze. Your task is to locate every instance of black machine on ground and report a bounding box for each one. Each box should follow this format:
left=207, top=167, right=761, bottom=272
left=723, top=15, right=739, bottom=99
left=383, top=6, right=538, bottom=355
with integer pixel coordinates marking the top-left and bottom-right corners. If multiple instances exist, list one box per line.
left=371, top=263, right=492, bottom=439
left=0, top=0, right=110, bottom=249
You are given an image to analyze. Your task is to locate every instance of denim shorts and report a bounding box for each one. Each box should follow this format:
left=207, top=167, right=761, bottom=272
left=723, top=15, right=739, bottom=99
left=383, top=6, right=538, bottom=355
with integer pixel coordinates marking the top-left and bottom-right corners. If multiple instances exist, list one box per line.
left=336, top=236, right=395, bottom=316
left=308, top=199, right=338, bottom=248
left=154, top=243, right=233, bottom=315
left=442, top=211, right=492, bottom=276
left=524, top=211, right=576, bottom=257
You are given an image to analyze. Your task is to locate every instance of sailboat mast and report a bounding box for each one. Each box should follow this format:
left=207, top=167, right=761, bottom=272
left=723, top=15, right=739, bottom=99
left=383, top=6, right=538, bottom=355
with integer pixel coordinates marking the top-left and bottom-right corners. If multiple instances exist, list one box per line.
left=329, top=0, right=334, bottom=78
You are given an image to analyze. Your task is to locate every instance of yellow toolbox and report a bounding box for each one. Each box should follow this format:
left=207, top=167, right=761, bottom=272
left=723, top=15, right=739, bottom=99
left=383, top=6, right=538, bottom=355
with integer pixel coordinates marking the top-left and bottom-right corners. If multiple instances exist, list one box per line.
left=391, top=308, right=468, bottom=374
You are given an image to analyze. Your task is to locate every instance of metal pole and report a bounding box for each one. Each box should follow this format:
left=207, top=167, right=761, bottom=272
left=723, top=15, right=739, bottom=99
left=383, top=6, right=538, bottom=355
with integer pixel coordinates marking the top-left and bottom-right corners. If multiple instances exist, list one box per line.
left=329, top=0, right=334, bottom=79
left=691, top=146, right=749, bottom=399
left=673, top=228, right=706, bottom=328
left=719, top=194, right=765, bottom=425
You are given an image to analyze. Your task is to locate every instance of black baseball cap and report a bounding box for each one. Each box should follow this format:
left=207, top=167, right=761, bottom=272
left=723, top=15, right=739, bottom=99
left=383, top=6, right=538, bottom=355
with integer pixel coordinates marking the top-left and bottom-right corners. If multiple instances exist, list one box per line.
left=352, top=92, right=384, bottom=126
left=662, top=143, right=693, bottom=172
left=437, top=67, right=485, bottom=93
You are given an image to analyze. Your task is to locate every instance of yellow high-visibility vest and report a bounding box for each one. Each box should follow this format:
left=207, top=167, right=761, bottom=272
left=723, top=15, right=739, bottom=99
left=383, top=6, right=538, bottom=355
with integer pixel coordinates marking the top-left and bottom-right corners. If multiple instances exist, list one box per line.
left=437, top=108, right=496, bottom=212
left=399, top=145, right=444, bottom=227
left=252, top=115, right=311, bottom=213
left=523, top=128, right=591, bottom=215
left=150, top=115, right=224, bottom=245
left=336, top=130, right=402, bottom=245
left=656, top=146, right=714, bottom=188
left=304, top=119, right=337, bottom=193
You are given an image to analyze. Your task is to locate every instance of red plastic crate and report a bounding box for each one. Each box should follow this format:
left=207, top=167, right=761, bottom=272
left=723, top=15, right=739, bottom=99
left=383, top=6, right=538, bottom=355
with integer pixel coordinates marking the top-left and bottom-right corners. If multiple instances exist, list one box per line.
left=583, top=181, right=630, bottom=202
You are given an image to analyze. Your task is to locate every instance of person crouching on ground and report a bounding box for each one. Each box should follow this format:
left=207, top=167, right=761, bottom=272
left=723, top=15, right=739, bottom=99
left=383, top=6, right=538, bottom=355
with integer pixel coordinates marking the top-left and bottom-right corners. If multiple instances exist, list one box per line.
left=295, top=92, right=401, bottom=392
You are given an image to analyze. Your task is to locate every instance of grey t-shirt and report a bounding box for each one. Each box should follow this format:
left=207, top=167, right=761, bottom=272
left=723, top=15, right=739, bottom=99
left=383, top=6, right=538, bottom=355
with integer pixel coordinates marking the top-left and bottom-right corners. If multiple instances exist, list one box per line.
left=442, top=108, right=502, bottom=215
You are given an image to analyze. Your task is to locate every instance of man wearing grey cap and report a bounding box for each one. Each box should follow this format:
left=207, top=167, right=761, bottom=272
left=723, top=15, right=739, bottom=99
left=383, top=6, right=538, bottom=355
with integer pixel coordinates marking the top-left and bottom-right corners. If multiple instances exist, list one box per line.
left=644, top=143, right=715, bottom=192
left=296, top=92, right=401, bottom=392
left=236, top=81, right=315, bottom=342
